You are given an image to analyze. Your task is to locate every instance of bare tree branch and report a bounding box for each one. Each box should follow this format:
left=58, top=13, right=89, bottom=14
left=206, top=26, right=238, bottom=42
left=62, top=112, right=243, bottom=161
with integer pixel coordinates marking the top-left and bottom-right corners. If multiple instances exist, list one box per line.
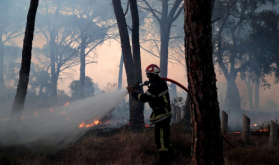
left=142, top=0, right=161, bottom=23
left=167, top=0, right=183, bottom=22
left=85, top=39, right=104, bottom=56
left=138, top=5, right=162, bottom=15
left=169, top=36, right=183, bottom=39
left=124, top=0, right=130, bottom=16
left=211, top=16, right=221, bottom=24
left=140, top=45, right=160, bottom=58
left=127, top=25, right=132, bottom=31
left=172, top=5, right=183, bottom=22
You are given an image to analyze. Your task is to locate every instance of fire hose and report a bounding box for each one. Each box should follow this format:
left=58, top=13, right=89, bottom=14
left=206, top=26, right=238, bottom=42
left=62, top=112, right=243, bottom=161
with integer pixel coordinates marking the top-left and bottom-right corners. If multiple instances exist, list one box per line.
left=160, top=78, right=238, bottom=148
left=134, top=77, right=238, bottom=149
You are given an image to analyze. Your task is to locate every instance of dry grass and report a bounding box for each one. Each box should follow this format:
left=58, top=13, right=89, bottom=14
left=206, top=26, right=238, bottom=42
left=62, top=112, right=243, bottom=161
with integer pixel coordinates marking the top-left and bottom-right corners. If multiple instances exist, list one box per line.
left=223, top=133, right=279, bottom=165
left=1, top=125, right=278, bottom=165
left=0, top=124, right=191, bottom=165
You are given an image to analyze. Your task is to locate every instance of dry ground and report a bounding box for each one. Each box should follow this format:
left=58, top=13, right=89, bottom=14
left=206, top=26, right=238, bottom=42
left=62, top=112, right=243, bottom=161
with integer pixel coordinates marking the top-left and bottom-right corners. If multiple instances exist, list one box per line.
left=0, top=124, right=278, bottom=165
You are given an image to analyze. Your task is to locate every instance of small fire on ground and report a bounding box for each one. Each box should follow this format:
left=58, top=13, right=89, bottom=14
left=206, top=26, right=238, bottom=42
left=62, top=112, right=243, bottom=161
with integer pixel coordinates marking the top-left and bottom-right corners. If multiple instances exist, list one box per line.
left=233, top=123, right=269, bottom=133
left=145, top=124, right=151, bottom=127
left=79, top=120, right=101, bottom=128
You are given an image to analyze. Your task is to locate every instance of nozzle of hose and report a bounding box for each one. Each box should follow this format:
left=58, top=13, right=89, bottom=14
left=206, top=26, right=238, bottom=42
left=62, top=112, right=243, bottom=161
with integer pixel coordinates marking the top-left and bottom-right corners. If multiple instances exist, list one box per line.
left=134, top=81, right=150, bottom=90
left=139, top=81, right=150, bottom=87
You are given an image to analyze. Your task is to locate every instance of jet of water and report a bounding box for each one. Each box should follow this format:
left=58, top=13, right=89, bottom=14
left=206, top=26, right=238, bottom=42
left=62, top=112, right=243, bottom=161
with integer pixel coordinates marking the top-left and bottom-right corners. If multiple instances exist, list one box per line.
left=0, top=89, right=128, bottom=145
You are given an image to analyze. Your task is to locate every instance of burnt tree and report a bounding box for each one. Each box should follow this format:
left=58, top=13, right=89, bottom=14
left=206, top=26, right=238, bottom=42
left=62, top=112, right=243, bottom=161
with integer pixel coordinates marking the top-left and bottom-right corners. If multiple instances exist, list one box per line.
left=112, top=0, right=144, bottom=128
left=184, top=0, right=224, bottom=164
left=9, top=0, right=39, bottom=128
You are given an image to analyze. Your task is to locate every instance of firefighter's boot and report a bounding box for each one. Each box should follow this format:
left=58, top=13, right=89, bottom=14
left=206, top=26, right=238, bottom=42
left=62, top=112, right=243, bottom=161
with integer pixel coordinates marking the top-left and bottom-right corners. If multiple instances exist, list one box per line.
left=169, top=147, right=174, bottom=161
left=152, top=152, right=169, bottom=165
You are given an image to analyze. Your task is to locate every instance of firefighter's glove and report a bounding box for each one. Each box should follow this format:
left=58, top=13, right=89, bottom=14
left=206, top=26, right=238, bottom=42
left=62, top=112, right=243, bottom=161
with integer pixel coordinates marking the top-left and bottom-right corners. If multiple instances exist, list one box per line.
left=126, top=86, right=135, bottom=94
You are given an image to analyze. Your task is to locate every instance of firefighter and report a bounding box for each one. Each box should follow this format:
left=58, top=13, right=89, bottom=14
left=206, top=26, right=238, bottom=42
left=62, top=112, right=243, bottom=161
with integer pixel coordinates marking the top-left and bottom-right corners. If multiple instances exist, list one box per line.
left=126, top=64, right=172, bottom=165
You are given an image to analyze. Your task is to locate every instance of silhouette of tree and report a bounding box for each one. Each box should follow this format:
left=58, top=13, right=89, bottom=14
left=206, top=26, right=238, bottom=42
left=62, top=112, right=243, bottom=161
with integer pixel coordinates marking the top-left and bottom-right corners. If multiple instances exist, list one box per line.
left=9, top=0, right=39, bottom=136
left=112, top=0, right=144, bottom=128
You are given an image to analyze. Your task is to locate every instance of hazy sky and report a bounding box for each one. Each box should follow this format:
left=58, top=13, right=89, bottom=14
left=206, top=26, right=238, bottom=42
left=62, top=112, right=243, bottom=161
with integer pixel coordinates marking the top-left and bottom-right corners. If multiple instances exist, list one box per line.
left=12, top=16, right=279, bottom=112
left=54, top=39, right=279, bottom=112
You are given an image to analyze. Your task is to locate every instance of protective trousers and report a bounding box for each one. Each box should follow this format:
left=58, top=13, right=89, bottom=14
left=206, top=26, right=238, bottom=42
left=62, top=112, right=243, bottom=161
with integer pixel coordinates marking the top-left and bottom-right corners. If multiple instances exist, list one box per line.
left=155, top=117, right=171, bottom=152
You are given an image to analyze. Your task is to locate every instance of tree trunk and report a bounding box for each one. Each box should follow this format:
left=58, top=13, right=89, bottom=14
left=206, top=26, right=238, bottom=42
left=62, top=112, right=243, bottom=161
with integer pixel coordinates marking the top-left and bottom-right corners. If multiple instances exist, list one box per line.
left=254, top=77, right=260, bottom=111
left=181, top=94, right=191, bottom=128
left=39, top=85, right=43, bottom=97
left=142, top=0, right=182, bottom=77
left=159, top=25, right=171, bottom=78
left=170, top=82, right=177, bottom=98
left=8, top=0, right=39, bottom=133
left=112, top=0, right=142, bottom=129
left=130, top=0, right=144, bottom=127
left=226, top=77, right=241, bottom=112
left=0, top=39, right=4, bottom=87
left=50, top=31, right=57, bottom=97
left=183, top=93, right=191, bottom=127
left=117, top=53, right=123, bottom=90
left=244, top=77, right=254, bottom=110
left=112, top=0, right=135, bottom=85
left=159, top=0, right=169, bottom=78
left=211, top=0, right=216, bottom=15
left=184, top=0, right=224, bottom=164
left=221, top=110, right=228, bottom=134
left=80, top=35, right=86, bottom=98
left=223, top=86, right=229, bottom=110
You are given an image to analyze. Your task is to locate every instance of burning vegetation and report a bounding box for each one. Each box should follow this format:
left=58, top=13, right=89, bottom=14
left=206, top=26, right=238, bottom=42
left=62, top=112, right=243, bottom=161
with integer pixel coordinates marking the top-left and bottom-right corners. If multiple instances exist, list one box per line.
left=79, top=120, right=101, bottom=128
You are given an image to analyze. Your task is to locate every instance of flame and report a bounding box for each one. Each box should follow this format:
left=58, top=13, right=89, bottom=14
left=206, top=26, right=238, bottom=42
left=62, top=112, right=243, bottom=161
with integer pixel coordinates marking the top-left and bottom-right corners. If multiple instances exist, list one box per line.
left=64, top=102, right=69, bottom=106
left=145, top=124, right=151, bottom=127
left=79, top=120, right=101, bottom=128
left=263, top=128, right=268, bottom=132
left=234, top=132, right=240, bottom=134
left=253, top=124, right=257, bottom=126
left=61, top=111, right=66, bottom=114
left=94, top=120, right=101, bottom=125
left=85, top=123, right=95, bottom=127
left=79, top=122, right=85, bottom=128
left=259, top=128, right=268, bottom=132
left=34, top=112, right=38, bottom=116
left=50, top=108, right=54, bottom=112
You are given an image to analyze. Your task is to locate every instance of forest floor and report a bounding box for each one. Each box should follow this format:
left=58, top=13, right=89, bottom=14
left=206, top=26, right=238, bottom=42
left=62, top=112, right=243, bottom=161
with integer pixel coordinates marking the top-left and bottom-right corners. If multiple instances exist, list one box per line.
left=0, top=123, right=278, bottom=165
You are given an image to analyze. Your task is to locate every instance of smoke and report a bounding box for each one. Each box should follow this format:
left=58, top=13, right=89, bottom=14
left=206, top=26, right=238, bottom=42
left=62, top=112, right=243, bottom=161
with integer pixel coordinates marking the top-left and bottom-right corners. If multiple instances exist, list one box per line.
left=0, top=89, right=128, bottom=146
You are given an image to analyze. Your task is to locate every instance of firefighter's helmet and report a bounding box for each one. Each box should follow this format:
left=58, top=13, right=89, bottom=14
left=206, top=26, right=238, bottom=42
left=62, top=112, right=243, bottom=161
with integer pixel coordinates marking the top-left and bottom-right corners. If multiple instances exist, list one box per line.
left=145, top=64, right=160, bottom=75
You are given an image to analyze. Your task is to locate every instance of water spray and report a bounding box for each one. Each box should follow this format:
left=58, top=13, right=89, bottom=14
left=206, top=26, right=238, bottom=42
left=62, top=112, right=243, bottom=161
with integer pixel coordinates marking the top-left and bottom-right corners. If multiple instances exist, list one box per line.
left=0, top=89, right=129, bottom=145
